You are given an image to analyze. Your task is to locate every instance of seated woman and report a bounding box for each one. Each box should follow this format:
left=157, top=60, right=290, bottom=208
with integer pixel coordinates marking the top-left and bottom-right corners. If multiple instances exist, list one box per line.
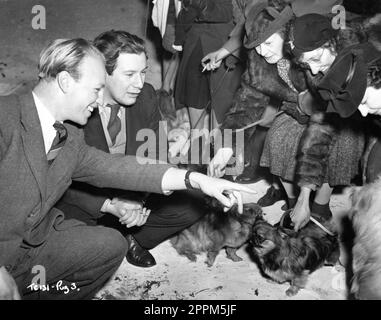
left=289, top=13, right=380, bottom=228
left=250, top=7, right=365, bottom=231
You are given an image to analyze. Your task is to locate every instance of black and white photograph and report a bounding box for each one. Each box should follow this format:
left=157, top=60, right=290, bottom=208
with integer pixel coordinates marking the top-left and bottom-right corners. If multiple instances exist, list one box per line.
left=1, top=0, right=381, bottom=303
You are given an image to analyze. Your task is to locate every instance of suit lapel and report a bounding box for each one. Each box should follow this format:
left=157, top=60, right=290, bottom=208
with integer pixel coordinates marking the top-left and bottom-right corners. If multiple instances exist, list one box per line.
left=19, top=93, right=48, bottom=200
left=85, top=108, right=110, bottom=152
left=45, top=125, right=73, bottom=198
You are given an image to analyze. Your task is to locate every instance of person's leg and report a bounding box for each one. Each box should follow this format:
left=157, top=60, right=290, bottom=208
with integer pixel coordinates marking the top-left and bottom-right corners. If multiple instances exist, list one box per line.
left=132, top=190, right=206, bottom=249
left=162, top=53, right=180, bottom=93
left=311, top=183, right=333, bottom=220
left=55, top=200, right=99, bottom=226
left=15, top=221, right=127, bottom=300
left=236, top=126, right=269, bottom=183
left=189, top=107, right=208, bottom=131
left=278, top=179, right=297, bottom=209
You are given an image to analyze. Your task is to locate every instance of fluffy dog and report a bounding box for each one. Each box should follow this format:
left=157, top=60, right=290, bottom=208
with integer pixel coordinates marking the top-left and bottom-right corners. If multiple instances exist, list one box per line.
left=250, top=216, right=339, bottom=296
left=170, top=201, right=263, bottom=267
left=350, top=178, right=381, bottom=299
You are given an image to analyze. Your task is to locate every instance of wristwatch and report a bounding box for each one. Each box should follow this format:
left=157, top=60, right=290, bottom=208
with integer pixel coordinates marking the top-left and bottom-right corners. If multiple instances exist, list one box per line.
left=184, top=170, right=196, bottom=190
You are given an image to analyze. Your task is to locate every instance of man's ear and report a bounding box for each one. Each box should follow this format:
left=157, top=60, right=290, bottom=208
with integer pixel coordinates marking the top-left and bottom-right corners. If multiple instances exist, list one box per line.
left=56, top=71, right=72, bottom=93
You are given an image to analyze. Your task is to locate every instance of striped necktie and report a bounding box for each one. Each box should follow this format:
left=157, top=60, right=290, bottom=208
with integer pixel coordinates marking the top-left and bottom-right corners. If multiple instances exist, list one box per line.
left=47, top=121, right=67, bottom=163
left=106, top=104, right=122, bottom=145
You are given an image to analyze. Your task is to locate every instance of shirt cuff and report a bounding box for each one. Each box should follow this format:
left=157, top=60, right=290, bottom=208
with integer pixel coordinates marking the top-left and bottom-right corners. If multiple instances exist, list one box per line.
left=100, top=198, right=112, bottom=213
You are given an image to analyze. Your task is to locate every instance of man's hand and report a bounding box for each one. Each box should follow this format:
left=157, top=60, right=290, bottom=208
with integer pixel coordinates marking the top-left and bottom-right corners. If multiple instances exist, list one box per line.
left=291, top=198, right=311, bottom=231
left=189, top=172, right=256, bottom=214
left=0, top=266, right=21, bottom=300
left=207, top=148, right=234, bottom=178
left=201, top=48, right=230, bottom=71
left=106, top=198, right=142, bottom=217
left=119, top=207, right=151, bottom=228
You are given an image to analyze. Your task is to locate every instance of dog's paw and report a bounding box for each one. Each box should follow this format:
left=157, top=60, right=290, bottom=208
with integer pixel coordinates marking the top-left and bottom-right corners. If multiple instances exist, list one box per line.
left=206, top=251, right=219, bottom=267
left=286, top=285, right=300, bottom=297
left=205, top=260, right=215, bottom=267
left=184, top=252, right=197, bottom=262
left=227, top=254, right=243, bottom=262
left=226, top=247, right=242, bottom=262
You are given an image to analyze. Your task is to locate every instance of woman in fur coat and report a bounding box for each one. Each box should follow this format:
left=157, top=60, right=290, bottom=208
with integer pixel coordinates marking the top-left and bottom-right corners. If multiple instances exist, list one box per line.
left=288, top=13, right=381, bottom=229
left=245, top=4, right=365, bottom=232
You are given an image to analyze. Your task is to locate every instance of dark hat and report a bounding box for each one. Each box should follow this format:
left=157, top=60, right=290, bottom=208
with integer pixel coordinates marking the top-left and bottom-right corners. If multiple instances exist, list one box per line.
left=291, top=14, right=339, bottom=56
left=244, top=3, right=294, bottom=49
left=317, top=43, right=381, bottom=118
left=290, top=0, right=343, bottom=17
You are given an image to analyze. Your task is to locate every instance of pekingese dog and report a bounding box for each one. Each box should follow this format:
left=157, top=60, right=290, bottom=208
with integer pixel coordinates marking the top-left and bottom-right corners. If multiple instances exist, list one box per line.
left=170, top=200, right=263, bottom=267
left=350, top=178, right=381, bottom=299
left=250, top=215, right=339, bottom=296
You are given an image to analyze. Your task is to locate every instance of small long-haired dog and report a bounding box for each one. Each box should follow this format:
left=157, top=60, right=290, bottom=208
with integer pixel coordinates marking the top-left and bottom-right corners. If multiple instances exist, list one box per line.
left=170, top=200, right=263, bottom=267
left=350, top=178, right=381, bottom=299
left=250, top=216, right=339, bottom=296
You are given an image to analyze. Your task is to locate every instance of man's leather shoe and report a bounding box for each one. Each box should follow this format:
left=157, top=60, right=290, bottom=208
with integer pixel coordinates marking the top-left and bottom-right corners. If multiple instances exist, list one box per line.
left=126, top=235, right=156, bottom=268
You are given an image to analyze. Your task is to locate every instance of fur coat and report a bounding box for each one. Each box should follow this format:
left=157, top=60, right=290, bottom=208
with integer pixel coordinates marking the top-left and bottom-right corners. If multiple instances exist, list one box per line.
left=296, top=14, right=381, bottom=188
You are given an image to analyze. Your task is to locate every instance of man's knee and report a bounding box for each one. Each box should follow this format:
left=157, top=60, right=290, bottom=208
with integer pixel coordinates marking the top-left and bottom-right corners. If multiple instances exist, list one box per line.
left=93, top=227, right=127, bottom=264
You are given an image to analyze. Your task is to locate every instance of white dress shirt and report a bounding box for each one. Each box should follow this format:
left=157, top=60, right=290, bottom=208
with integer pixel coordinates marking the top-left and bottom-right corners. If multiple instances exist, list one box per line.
left=32, top=91, right=58, bottom=154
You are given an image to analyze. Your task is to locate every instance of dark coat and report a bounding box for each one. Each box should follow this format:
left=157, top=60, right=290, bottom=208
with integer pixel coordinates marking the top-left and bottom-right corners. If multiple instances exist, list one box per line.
left=220, top=49, right=307, bottom=162
left=362, top=118, right=381, bottom=183
left=175, top=0, right=243, bottom=123
left=0, top=92, right=172, bottom=268
left=57, top=83, right=165, bottom=219
left=295, top=15, right=380, bottom=188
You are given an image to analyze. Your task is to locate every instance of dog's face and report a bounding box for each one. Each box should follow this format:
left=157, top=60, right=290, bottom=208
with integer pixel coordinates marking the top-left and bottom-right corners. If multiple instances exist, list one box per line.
left=251, top=219, right=291, bottom=256
left=239, top=203, right=263, bottom=225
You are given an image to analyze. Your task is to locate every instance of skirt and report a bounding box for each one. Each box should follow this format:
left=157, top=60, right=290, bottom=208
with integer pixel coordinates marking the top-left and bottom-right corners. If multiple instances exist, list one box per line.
left=175, top=39, right=210, bottom=110
left=260, top=112, right=365, bottom=186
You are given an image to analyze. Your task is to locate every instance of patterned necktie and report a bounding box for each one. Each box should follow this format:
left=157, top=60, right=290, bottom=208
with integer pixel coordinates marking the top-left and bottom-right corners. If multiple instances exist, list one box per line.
left=107, top=104, right=122, bottom=146
left=47, top=121, right=67, bottom=163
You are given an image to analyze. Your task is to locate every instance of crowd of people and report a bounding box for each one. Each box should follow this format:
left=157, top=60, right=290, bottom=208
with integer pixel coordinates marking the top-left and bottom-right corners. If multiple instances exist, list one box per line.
left=1, top=0, right=381, bottom=299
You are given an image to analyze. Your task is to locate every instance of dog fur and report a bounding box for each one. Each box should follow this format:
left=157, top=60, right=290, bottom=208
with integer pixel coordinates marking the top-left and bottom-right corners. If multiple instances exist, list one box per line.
left=250, top=217, right=339, bottom=296
left=170, top=201, right=263, bottom=267
left=350, top=178, right=381, bottom=299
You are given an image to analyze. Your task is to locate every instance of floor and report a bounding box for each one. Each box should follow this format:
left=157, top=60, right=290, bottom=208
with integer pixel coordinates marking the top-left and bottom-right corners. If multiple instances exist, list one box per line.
left=95, top=180, right=351, bottom=300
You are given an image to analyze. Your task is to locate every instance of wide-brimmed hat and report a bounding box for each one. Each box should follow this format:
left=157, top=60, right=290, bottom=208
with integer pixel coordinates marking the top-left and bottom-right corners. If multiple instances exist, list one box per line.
left=244, top=3, right=294, bottom=49
left=317, top=43, right=381, bottom=118
left=290, top=13, right=339, bottom=57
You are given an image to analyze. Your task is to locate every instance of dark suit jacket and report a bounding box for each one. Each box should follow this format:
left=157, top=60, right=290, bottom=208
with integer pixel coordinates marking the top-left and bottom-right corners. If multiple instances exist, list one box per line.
left=57, top=83, right=166, bottom=219
left=0, top=91, right=172, bottom=267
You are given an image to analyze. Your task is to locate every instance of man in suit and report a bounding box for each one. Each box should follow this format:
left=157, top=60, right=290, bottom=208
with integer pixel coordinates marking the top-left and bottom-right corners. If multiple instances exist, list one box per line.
left=0, top=37, right=253, bottom=299
left=57, top=30, right=213, bottom=268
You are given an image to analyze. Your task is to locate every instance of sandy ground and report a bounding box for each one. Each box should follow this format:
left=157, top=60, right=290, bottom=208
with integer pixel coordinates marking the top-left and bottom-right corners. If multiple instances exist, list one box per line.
left=96, top=180, right=351, bottom=300
left=1, top=0, right=351, bottom=300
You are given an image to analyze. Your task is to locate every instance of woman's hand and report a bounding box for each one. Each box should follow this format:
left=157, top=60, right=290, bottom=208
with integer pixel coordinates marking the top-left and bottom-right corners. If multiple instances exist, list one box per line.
left=290, top=187, right=312, bottom=231
left=207, top=148, right=233, bottom=178
left=201, top=48, right=230, bottom=71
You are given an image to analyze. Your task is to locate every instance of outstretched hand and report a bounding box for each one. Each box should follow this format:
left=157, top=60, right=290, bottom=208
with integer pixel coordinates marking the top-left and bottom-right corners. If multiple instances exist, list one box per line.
left=190, top=172, right=256, bottom=214
left=207, top=148, right=233, bottom=178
